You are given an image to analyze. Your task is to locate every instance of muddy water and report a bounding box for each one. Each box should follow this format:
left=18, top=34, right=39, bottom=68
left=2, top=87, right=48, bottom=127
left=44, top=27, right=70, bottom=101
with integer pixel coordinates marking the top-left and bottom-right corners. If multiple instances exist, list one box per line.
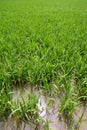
left=0, top=84, right=87, bottom=130
left=37, top=91, right=67, bottom=130
left=0, top=119, right=34, bottom=130
left=73, top=105, right=87, bottom=130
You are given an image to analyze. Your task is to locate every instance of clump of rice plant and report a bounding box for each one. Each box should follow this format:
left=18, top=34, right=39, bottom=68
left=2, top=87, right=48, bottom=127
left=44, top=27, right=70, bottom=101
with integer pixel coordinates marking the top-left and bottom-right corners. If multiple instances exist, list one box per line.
left=10, top=91, right=39, bottom=125
left=59, top=80, right=79, bottom=128
left=0, top=86, right=12, bottom=119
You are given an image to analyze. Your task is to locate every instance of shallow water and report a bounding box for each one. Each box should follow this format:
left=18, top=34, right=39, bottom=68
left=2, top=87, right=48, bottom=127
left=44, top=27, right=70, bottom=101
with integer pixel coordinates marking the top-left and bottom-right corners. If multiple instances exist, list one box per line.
left=0, top=84, right=87, bottom=130
left=0, top=119, right=35, bottom=130
left=73, top=105, right=87, bottom=130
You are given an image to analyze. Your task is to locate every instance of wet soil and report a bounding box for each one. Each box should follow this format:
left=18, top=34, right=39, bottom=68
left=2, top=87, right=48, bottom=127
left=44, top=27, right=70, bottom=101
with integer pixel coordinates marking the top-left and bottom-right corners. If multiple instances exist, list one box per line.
left=73, top=105, right=87, bottom=130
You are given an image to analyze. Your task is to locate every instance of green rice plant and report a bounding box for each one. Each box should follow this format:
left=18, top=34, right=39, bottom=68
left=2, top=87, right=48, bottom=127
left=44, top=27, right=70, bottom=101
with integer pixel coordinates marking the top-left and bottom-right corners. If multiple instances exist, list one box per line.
left=44, top=120, right=49, bottom=130
left=0, top=86, right=12, bottom=118
left=59, top=80, right=79, bottom=127
left=0, top=0, right=87, bottom=127
left=10, top=91, right=39, bottom=124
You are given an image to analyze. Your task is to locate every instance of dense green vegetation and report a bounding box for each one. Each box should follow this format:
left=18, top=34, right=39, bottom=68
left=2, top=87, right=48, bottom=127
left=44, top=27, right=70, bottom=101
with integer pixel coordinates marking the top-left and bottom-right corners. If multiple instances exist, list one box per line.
left=0, top=0, right=87, bottom=127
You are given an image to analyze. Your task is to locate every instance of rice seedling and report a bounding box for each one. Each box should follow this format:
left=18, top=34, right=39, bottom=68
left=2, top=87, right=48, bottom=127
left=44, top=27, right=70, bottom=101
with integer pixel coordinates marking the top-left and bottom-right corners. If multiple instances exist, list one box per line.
left=0, top=86, right=12, bottom=119
left=0, top=0, right=87, bottom=129
left=9, top=91, right=39, bottom=125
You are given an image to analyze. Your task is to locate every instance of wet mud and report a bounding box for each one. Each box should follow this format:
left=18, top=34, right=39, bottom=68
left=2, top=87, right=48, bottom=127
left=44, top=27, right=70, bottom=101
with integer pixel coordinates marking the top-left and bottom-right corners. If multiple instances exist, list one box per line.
left=73, top=105, right=87, bottom=130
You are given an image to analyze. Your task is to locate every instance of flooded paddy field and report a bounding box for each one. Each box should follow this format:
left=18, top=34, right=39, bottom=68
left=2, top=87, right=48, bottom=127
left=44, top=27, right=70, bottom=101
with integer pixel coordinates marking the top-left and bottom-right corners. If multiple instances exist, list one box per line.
left=0, top=84, right=87, bottom=130
left=0, top=0, right=87, bottom=130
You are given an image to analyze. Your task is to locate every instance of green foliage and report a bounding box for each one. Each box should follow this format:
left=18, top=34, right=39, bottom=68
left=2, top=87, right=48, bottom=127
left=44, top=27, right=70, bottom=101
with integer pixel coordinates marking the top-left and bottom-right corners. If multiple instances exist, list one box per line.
left=0, top=0, right=87, bottom=123
left=0, top=88, right=39, bottom=124
left=10, top=92, right=39, bottom=122
left=0, top=87, right=12, bottom=118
